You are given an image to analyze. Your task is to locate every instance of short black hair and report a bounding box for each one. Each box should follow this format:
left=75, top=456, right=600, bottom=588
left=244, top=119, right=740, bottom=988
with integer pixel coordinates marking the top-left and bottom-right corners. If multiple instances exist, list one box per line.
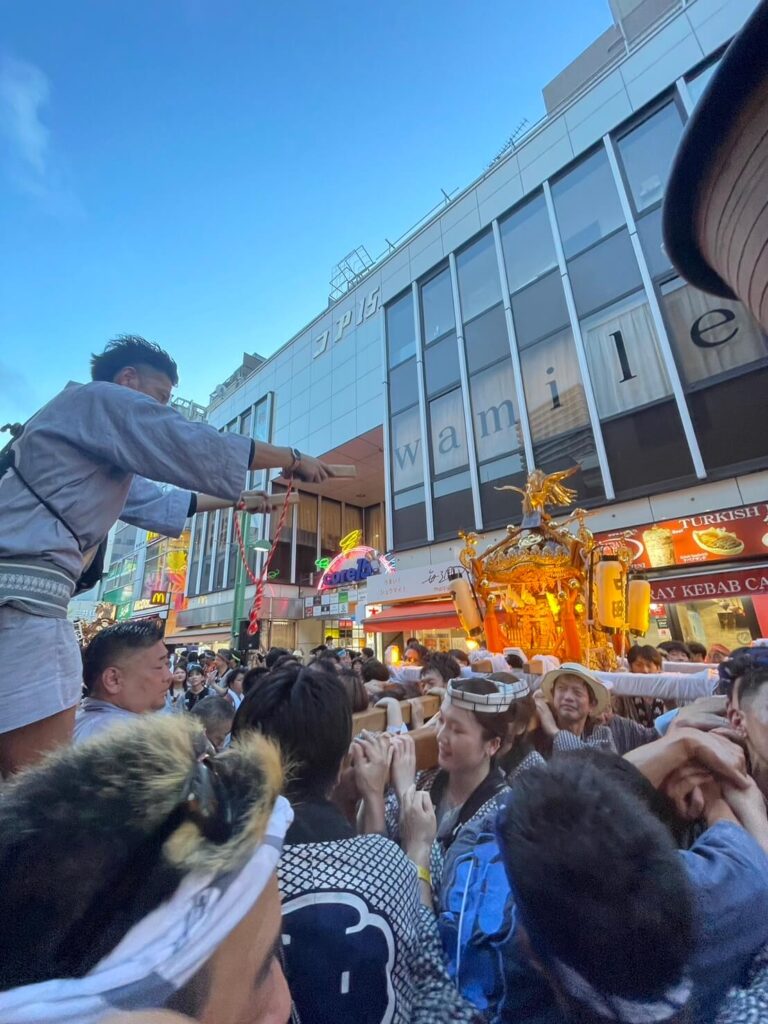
left=420, top=652, right=461, bottom=685
left=405, top=638, right=418, bottom=647
left=498, top=756, right=694, bottom=1006
left=242, top=665, right=269, bottom=697
left=505, top=653, right=525, bottom=669
left=361, top=647, right=374, bottom=659
left=687, top=641, right=707, bottom=659
left=190, top=695, right=235, bottom=731
left=448, top=648, right=470, bottom=666
left=731, top=655, right=768, bottom=708
left=627, top=644, right=662, bottom=668
left=338, top=668, right=369, bottom=713
left=265, top=647, right=290, bottom=670
left=657, top=640, right=691, bottom=659
left=310, top=644, right=328, bottom=656
left=361, top=658, right=390, bottom=683
left=90, top=335, right=179, bottom=386
left=83, top=621, right=165, bottom=692
left=233, top=661, right=351, bottom=798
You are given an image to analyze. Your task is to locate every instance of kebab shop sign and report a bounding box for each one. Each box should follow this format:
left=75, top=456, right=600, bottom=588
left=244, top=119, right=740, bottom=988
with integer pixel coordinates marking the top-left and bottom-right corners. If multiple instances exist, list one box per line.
left=595, top=503, right=768, bottom=570
left=651, top=567, right=768, bottom=603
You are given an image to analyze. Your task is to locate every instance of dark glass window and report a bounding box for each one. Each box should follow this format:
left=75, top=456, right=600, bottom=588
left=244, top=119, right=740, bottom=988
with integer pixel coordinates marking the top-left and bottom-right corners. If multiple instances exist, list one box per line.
left=637, top=207, right=672, bottom=280
left=239, top=407, right=252, bottom=438
left=688, top=367, right=768, bottom=473
left=551, top=149, right=624, bottom=258
left=187, top=521, right=202, bottom=598
left=268, top=483, right=293, bottom=584
left=199, top=514, right=218, bottom=593
left=511, top=270, right=570, bottom=348
left=389, top=358, right=420, bottom=414
left=568, top=229, right=642, bottom=318
left=421, top=268, right=455, bottom=344
left=531, top=429, right=605, bottom=503
left=213, top=510, right=230, bottom=590
left=602, top=401, right=694, bottom=497
left=464, top=303, right=510, bottom=374
left=425, top=332, right=460, bottom=396
left=616, top=103, right=684, bottom=213
left=500, top=192, right=557, bottom=294
left=478, top=453, right=527, bottom=525
left=386, top=292, right=415, bottom=367
left=393, top=487, right=427, bottom=547
left=432, top=472, right=474, bottom=538
left=456, top=230, right=502, bottom=321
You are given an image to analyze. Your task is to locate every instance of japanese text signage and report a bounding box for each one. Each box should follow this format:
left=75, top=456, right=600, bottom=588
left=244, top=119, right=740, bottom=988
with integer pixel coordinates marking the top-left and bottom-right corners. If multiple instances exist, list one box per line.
left=595, top=504, right=768, bottom=570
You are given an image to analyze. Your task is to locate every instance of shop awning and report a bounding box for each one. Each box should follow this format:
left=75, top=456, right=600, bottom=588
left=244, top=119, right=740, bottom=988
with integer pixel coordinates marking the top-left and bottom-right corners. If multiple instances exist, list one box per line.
left=164, top=627, right=232, bottom=647
left=363, top=601, right=459, bottom=633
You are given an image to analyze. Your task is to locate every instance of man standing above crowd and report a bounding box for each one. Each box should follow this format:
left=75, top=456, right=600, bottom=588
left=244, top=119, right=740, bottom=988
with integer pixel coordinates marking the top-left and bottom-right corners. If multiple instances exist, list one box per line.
left=74, top=621, right=172, bottom=744
left=0, top=334, right=335, bottom=774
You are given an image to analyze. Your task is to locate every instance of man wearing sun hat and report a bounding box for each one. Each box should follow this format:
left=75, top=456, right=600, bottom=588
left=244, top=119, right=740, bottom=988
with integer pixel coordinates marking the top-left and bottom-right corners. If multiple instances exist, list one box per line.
left=535, top=662, right=660, bottom=756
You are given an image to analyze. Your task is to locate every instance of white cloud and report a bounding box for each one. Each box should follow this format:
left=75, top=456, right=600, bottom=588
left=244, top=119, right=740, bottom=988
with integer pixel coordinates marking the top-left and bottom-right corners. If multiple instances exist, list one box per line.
left=0, top=55, right=50, bottom=182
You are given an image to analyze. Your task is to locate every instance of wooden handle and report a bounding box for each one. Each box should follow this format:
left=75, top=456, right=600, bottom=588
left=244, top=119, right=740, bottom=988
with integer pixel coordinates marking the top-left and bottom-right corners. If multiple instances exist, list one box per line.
left=327, top=464, right=357, bottom=477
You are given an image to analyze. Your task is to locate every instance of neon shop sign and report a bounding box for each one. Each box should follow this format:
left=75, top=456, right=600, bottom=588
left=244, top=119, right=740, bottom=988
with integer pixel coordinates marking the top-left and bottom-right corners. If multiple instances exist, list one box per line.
left=316, top=530, right=395, bottom=590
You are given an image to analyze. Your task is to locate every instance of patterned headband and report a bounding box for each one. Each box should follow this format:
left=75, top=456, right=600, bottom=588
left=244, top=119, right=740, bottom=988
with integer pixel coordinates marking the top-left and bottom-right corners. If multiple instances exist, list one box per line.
left=446, top=675, right=530, bottom=713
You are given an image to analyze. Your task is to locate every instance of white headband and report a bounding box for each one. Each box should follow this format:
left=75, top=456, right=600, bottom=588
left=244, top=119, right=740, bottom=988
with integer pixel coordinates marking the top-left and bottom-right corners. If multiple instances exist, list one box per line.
left=0, top=795, right=293, bottom=1024
left=446, top=676, right=530, bottom=712
left=552, top=959, right=691, bottom=1023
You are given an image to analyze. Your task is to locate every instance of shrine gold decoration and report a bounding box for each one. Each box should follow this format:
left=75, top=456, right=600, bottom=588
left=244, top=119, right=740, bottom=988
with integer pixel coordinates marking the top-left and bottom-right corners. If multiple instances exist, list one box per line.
left=457, top=468, right=648, bottom=669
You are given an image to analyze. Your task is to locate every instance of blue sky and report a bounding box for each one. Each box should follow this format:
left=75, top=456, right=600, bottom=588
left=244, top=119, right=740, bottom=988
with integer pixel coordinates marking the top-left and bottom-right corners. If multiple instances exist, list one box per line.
left=1, top=0, right=612, bottom=422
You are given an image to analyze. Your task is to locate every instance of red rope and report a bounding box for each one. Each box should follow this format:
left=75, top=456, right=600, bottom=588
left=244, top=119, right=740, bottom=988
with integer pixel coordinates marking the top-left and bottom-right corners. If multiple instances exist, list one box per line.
left=233, top=481, right=294, bottom=635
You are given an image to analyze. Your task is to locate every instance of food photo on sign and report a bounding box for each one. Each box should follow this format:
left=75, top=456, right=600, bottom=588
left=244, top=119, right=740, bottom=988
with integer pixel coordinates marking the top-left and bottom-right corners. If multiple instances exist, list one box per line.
left=595, top=503, right=768, bottom=569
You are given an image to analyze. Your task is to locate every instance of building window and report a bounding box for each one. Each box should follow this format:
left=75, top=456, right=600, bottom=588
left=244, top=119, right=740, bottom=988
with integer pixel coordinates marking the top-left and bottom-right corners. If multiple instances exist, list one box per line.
left=393, top=487, right=427, bottom=547
left=424, top=333, right=460, bottom=395
left=580, top=292, right=671, bottom=419
left=429, top=389, right=469, bottom=477
left=551, top=148, right=624, bottom=258
left=464, top=303, right=511, bottom=374
left=386, top=291, right=416, bottom=367
left=637, top=207, right=672, bottom=280
left=432, top=470, right=474, bottom=538
left=687, top=57, right=721, bottom=106
left=456, top=230, right=502, bottom=322
left=391, top=405, right=423, bottom=493
left=213, top=511, right=229, bottom=590
left=580, top=292, right=694, bottom=494
left=615, top=102, right=684, bottom=214
left=479, top=452, right=527, bottom=524
left=568, top=229, right=643, bottom=318
left=659, top=279, right=768, bottom=387
left=469, top=359, right=523, bottom=464
left=499, top=192, right=557, bottom=295
left=198, top=514, right=217, bottom=594
left=519, top=327, right=604, bottom=502
left=421, top=267, right=455, bottom=344
left=141, top=539, right=169, bottom=600
left=511, top=269, right=570, bottom=347
left=343, top=504, right=364, bottom=540
left=389, top=358, right=420, bottom=413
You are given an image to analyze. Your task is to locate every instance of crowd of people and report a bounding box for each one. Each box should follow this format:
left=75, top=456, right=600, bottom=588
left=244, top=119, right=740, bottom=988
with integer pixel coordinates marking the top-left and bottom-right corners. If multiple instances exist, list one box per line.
left=3, top=614, right=768, bottom=1023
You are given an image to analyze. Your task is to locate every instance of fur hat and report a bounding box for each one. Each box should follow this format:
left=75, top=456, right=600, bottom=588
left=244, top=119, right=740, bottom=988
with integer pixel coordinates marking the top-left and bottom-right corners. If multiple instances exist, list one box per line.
left=0, top=715, right=283, bottom=989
